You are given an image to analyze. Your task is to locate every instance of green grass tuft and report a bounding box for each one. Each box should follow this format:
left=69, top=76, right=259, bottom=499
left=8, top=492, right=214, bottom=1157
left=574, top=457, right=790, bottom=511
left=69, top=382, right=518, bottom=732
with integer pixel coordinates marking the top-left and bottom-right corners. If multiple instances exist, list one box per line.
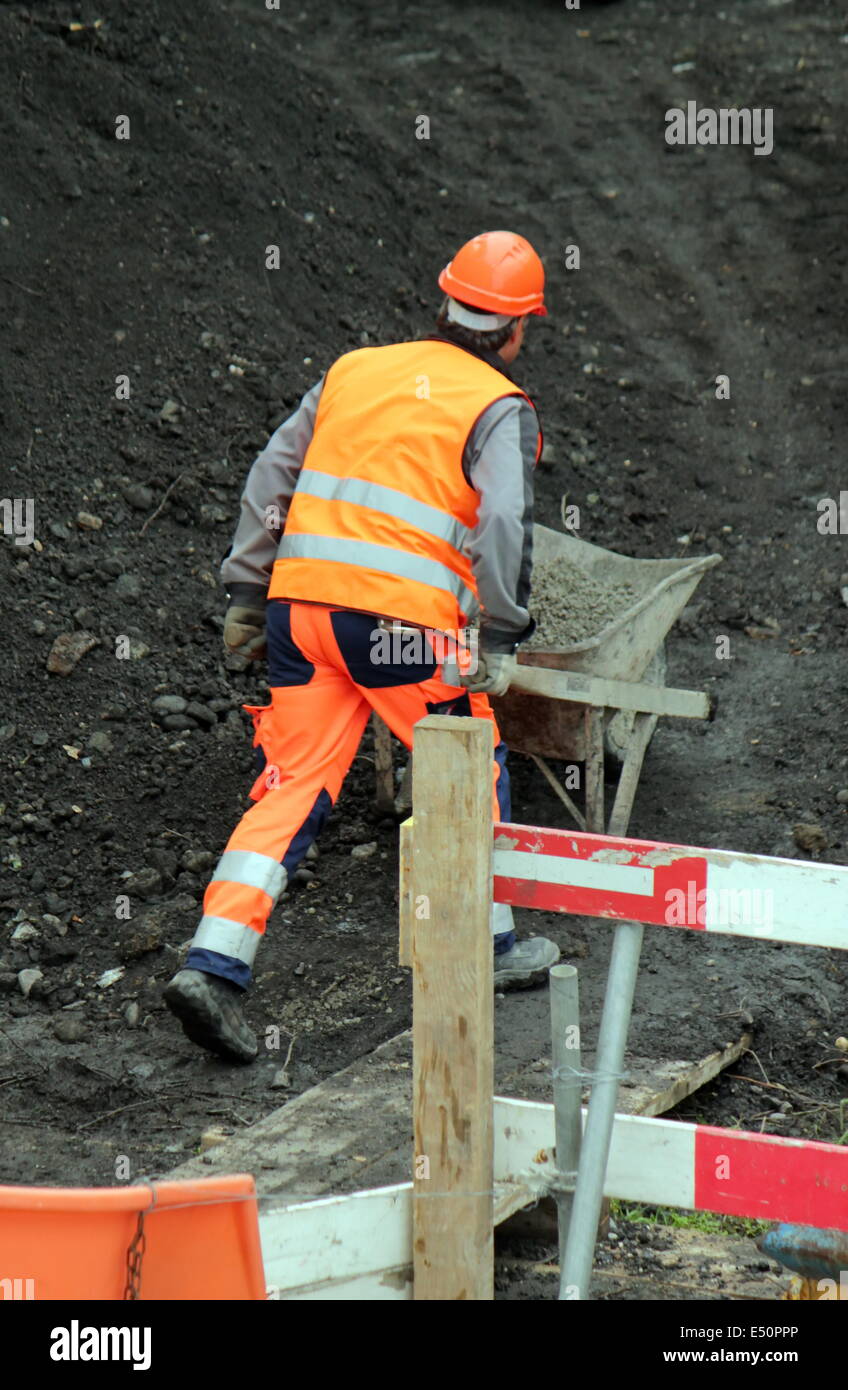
left=611, top=1200, right=768, bottom=1239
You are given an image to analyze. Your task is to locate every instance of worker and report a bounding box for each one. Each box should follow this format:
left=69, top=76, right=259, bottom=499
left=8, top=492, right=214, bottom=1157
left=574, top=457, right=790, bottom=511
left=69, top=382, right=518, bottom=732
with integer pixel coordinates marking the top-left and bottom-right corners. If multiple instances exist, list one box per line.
left=164, top=230, right=560, bottom=1063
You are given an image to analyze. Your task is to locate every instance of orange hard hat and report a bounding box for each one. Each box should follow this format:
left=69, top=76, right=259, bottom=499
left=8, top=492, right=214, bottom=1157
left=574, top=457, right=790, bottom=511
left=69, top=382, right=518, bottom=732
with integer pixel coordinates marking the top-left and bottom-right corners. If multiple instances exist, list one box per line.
left=438, top=231, right=547, bottom=318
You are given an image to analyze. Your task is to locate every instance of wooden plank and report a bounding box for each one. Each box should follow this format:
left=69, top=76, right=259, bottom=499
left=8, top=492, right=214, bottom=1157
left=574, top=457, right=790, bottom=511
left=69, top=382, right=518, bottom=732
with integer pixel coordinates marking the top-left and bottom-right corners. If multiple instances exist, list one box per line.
left=261, top=1184, right=411, bottom=1297
left=372, top=714, right=395, bottom=811
left=262, top=1179, right=548, bottom=1300
left=512, top=666, right=710, bottom=720
left=170, top=1031, right=417, bottom=1200
left=398, top=817, right=414, bottom=968
left=411, top=715, right=494, bottom=1301
left=619, top=1036, right=752, bottom=1117
left=274, top=1268, right=412, bottom=1301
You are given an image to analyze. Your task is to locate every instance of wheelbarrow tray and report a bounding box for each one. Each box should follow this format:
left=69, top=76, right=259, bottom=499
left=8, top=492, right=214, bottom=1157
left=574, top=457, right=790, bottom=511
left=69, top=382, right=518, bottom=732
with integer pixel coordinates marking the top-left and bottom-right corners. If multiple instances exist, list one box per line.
left=492, top=525, right=721, bottom=762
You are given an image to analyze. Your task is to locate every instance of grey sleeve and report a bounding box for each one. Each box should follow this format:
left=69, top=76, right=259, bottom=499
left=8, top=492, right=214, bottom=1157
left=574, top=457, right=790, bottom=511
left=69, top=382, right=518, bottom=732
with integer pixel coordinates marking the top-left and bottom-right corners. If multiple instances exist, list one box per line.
left=464, top=396, right=537, bottom=653
left=221, top=377, right=325, bottom=602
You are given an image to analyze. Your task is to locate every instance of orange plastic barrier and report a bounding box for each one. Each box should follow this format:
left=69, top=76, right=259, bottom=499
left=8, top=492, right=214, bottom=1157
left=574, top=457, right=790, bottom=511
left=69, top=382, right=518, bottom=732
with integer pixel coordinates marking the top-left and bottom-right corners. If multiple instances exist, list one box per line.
left=0, top=1174, right=266, bottom=1300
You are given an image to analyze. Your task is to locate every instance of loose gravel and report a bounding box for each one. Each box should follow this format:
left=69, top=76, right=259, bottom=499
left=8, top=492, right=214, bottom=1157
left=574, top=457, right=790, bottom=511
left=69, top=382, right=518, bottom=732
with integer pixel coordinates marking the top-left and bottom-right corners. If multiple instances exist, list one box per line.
left=527, top=557, right=640, bottom=649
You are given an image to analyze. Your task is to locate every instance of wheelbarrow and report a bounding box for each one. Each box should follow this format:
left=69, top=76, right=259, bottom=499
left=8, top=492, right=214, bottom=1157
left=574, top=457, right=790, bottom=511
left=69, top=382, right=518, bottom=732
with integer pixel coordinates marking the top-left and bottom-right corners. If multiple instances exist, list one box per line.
left=492, top=523, right=722, bottom=837
left=380, top=524, right=721, bottom=835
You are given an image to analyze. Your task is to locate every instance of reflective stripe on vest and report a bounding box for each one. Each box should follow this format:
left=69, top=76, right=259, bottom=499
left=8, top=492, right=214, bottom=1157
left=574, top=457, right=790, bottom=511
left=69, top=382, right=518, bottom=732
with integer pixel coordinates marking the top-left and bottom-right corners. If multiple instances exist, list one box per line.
left=277, top=533, right=478, bottom=618
left=292, top=467, right=471, bottom=552
left=268, top=340, right=539, bottom=630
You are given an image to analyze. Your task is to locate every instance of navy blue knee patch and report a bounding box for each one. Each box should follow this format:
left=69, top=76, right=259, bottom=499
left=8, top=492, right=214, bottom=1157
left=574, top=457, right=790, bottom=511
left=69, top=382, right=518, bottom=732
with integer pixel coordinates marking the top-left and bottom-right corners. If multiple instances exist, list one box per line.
left=282, top=787, right=333, bottom=874
left=331, top=610, right=439, bottom=688
left=267, top=600, right=315, bottom=686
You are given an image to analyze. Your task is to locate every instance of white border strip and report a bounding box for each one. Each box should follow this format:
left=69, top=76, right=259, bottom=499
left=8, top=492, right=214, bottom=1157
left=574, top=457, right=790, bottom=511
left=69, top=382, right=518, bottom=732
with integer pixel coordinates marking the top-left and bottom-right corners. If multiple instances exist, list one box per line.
left=493, top=849, right=655, bottom=898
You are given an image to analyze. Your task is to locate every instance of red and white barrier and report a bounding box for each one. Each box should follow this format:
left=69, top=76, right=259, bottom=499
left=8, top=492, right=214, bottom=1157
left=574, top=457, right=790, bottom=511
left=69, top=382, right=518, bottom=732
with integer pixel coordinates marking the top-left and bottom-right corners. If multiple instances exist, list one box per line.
left=494, top=822, right=848, bottom=949
left=259, top=1096, right=848, bottom=1298
left=494, top=1099, right=848, bottom=1231
left=255, top=795, right=848, bottom=1300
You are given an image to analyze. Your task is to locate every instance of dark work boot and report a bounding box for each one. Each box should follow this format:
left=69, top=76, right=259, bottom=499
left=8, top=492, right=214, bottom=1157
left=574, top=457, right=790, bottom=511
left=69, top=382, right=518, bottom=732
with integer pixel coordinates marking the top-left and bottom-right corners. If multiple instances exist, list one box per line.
left=164, top=968, right=258, bottom=1064
left=493, top=936, right=560, bottom=990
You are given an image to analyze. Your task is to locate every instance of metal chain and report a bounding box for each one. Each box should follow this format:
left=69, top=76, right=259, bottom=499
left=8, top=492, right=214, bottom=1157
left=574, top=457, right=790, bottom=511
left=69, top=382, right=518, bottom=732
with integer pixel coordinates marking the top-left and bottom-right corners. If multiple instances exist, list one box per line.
left=124, top=1210, right=146, bottom=1301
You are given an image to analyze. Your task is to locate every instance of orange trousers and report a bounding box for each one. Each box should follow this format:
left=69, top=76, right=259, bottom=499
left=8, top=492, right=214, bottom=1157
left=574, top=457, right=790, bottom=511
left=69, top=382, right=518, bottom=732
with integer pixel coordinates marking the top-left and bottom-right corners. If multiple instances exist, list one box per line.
left=187, top=601, right=514, bottom=986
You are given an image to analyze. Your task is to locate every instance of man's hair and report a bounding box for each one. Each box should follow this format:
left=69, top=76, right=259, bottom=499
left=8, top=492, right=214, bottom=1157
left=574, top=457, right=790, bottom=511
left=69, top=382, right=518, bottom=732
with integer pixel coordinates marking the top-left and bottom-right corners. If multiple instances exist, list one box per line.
left=435, top=297, right=519, bottom=355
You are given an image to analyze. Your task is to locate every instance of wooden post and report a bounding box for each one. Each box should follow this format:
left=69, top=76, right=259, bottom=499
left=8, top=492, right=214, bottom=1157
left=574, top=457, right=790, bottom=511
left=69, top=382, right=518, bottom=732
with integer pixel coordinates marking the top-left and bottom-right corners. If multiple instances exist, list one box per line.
left=372, top=714, right=395, bottom=811
left=411, top=715, right=494, bottom=1300
left=398, top=817, right=413, bottom=968
left=583, top=706, right=605, bottom=834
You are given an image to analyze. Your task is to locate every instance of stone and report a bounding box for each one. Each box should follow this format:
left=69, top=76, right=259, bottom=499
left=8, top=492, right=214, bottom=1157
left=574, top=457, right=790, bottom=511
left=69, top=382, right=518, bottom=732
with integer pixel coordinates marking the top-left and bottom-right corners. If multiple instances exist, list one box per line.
left=350, top=841, right=378, bottom=860
left=11, top=922, right=39, bottom=943
left=199, top=1127, right=229, bottom=1153
left=41, top=941, right=77, bottom=966
left=117, top=914, right=163, bottom=961
left=162, top=714, right=195, bottom=732
left=113, top=573, right=142, bottom=599
left=17, top=967, right=44, bottom=997
left=152, top=694, right=188, bottom=716
left=46, top=630, right=98, bottom=675
left=185, top=701, right=217, bottom=727
left=54, top=1017, right=87, bottom=1044
left=120, top=482, right=154, bottom=511
left=793, top=823, right=827, bottom=854
left=180, top=849, right=215, bottom=873
left=123, top=868, right=162, bottom=899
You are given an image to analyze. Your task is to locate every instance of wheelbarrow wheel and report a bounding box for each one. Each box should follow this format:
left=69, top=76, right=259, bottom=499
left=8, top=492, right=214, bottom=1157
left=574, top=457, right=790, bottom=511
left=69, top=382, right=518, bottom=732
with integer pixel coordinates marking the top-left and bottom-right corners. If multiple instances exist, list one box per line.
left=603, top=644, right=667, bottom=773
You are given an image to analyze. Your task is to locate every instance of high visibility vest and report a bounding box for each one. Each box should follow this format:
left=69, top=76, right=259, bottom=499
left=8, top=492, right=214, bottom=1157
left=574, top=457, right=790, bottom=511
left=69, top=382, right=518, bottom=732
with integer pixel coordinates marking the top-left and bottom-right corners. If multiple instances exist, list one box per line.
left=268, top=339, right=539, bottom=631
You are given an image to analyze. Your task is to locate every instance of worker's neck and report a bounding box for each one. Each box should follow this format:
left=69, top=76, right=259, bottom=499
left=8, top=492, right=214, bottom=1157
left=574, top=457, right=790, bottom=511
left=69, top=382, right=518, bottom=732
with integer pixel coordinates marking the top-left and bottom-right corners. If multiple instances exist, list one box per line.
left=425, top=328, right=517, bottom=381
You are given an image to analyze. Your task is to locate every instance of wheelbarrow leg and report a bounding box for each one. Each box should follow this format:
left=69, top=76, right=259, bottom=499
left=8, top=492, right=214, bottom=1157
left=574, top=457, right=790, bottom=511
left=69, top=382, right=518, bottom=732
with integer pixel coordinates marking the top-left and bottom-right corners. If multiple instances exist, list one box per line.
left=607, top=711, right=657, bottom=838
left=583, top=707, right=605, bottom=834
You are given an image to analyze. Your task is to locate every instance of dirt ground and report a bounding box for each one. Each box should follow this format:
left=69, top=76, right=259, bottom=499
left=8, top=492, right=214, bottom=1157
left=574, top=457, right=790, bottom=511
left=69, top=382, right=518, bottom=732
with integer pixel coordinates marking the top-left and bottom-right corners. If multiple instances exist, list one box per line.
left=2, top=0, right=847, bottom=1294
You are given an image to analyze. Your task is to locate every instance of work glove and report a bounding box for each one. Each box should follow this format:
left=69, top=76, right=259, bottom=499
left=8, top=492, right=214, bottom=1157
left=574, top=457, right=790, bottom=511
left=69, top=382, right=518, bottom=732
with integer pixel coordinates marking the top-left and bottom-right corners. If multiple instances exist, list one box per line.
left=459, top=650, right=517, bottom=697
left=223, top=604, right=267, bottom=660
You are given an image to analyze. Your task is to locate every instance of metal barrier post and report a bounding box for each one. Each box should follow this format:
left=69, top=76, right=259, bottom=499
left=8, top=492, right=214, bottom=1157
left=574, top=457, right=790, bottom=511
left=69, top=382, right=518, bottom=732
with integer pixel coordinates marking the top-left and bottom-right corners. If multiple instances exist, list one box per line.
left=561, top=919, right=644, bottom=1299
left=549, top=964, right=582, bottom=1299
